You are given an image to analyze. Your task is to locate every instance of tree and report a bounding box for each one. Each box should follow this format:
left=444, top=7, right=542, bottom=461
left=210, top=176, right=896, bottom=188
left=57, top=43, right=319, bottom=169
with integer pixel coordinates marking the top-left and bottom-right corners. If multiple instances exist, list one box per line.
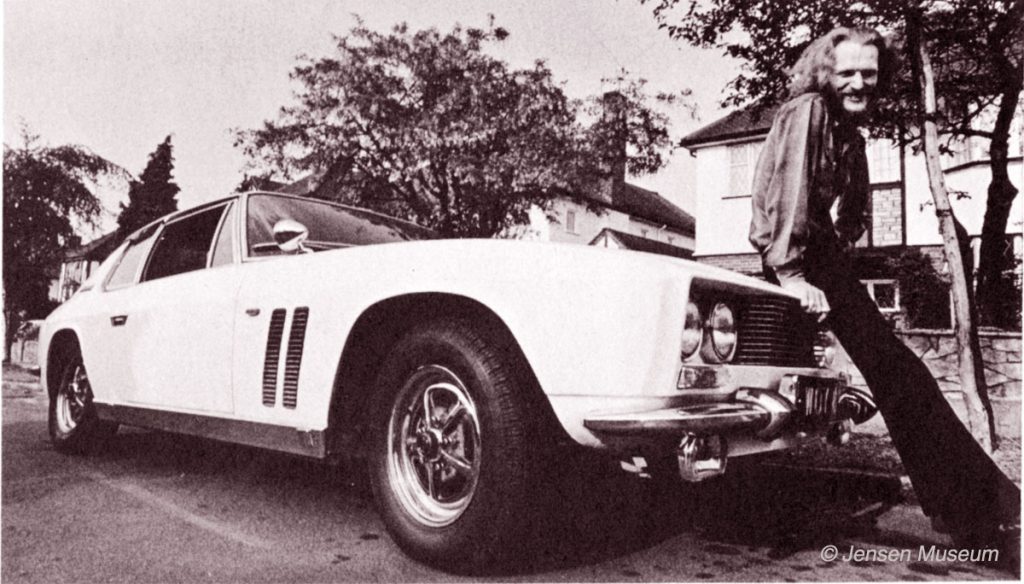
left=235, top=20, right=683, bottom=237
left=645, top=0, right=1022, bottom=326
left=908, top=12, right=991, bottom=449
left=3, top=127, right=128, bottom=360
left=117, top=135, right=180, bottom=237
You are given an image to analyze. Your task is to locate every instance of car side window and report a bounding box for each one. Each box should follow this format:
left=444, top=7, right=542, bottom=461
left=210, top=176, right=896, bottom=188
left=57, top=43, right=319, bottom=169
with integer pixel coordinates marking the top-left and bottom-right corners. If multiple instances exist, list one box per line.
left=210, top=202, right=236, bottom=268
left=105, top=224, right=161, bottom=290
left=142, top=205, right=228, bottom=282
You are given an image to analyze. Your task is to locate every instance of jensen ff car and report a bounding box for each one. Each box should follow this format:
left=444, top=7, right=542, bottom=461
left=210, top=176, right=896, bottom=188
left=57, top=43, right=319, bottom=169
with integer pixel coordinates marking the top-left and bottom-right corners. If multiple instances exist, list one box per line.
left=40, top=191, right=875, bottom=568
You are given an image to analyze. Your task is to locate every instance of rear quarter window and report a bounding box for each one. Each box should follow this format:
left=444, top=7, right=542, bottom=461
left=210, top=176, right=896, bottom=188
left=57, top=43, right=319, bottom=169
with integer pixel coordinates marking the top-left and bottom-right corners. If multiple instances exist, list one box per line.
left=105, top=224, right=160, bottom=290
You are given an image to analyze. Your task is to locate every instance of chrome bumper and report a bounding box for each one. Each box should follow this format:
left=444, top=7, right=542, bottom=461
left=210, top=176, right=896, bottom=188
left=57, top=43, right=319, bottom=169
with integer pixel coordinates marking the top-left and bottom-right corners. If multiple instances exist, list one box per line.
left=583, top=380, right=875, bottom=441
left=585, top=381, right=877, bottom=483
left=584, top=390, right=790, bottom=439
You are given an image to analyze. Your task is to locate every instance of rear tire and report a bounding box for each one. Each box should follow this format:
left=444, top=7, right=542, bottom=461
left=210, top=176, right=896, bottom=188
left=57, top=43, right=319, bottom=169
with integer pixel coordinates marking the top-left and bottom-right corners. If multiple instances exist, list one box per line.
left=368, top=318, right=542, bottom=570
left=48, top=352, right=117, bottom=454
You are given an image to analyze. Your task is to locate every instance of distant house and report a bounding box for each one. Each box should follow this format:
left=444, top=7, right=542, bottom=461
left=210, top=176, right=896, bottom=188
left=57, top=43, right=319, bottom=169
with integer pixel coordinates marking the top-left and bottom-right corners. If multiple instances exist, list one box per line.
left=54, top=231, right=122, bottom=302
left=680, top=104, right=1023, bottom=323
left=520, top=177, right=695, bottom=257
left=519, top=91, right=695, bottom=257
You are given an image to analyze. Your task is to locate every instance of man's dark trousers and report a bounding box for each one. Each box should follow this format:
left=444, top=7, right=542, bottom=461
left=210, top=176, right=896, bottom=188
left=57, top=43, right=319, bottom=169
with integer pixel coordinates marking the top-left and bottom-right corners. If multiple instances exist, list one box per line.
left=768, top=239, right=1019, bottom=541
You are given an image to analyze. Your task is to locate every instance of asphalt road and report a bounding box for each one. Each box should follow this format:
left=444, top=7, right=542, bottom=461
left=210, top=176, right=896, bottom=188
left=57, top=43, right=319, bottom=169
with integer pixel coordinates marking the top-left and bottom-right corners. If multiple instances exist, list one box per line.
left=1, top=366, right=1011, bottom=582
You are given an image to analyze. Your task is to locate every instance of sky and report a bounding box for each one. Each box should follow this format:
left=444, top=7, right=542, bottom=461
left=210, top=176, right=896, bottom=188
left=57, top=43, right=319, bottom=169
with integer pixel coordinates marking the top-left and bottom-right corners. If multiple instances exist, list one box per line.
left=4, top=0, right=740, bottom=236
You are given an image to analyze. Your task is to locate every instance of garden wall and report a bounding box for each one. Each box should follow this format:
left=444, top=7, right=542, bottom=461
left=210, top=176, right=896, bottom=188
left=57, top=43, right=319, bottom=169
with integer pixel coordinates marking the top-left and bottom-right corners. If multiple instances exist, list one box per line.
left=835, top=330, right=1021, bottom=439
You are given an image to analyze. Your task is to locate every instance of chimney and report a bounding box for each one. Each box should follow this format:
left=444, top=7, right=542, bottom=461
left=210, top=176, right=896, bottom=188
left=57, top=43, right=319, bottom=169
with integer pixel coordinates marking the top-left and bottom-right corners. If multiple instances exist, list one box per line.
left=598, top=90, right=627, bottom=204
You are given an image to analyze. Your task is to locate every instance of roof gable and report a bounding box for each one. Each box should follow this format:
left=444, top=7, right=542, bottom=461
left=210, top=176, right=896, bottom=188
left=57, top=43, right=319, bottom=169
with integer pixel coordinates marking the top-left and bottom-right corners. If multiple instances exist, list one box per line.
left=679, top=105, right=779, bottom=149
left=576, top=182, right=695, bottom=236
left=590, top=228, right=692, bottom=259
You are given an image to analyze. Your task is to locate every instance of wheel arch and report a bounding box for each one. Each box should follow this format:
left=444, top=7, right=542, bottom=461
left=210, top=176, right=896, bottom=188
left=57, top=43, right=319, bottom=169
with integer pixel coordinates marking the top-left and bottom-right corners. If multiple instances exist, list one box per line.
left=325, top=292, right=567, bottom=457
left=45, top=329, right=82, bottom=398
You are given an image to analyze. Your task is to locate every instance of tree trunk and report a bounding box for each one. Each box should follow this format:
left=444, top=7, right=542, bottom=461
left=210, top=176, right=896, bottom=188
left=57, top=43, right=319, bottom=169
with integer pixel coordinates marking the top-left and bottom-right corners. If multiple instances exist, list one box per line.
left=909, top=16, right=993, bottom=452
left=977, top=0, right=1024, bottom=326
left=976, top=89, right=1020, bottom=326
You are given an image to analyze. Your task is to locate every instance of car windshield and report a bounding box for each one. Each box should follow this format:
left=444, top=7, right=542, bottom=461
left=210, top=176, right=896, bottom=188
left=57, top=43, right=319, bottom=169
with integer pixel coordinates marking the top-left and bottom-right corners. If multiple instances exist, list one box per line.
left=246, top=194, right=436, bottom=257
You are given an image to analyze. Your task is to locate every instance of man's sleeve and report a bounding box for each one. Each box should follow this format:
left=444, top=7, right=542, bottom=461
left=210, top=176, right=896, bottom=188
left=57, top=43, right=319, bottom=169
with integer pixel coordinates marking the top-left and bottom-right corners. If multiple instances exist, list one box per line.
left=834, top=140, right=869, bottom=246
left=752, top=95, right=829, bottom=283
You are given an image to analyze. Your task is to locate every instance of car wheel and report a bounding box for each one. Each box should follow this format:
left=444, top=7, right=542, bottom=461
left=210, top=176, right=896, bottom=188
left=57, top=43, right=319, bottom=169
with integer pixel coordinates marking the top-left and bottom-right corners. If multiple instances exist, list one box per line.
left=368, top=318, right=540, bottom=570
left=49, top=353, right=116, bottom=454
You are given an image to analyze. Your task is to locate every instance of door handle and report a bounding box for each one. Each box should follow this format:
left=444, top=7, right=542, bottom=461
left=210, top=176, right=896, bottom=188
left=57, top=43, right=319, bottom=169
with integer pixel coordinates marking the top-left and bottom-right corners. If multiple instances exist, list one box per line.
left=245, top=308, right=260, bottom=317
left=110, top=315, right=128, bottom=327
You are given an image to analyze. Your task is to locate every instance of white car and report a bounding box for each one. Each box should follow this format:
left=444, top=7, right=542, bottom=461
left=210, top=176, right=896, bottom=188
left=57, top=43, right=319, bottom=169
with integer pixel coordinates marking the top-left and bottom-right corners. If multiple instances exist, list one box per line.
left=40, top=191, right=874, bottom=568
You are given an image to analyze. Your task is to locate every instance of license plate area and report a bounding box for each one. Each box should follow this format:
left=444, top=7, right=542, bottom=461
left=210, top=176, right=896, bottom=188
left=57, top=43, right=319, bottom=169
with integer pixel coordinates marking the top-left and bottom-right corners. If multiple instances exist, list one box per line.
left=779, top=375, right=843, bottom=427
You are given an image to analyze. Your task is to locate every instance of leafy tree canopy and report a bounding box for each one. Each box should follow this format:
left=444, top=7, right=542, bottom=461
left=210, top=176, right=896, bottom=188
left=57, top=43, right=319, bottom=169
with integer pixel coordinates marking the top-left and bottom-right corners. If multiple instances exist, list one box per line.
left=646, top=0, right=1021, bottom=145
left=3, top=126, right=129, bottom=356
left=236, top=19, right=687, bottom=237
left=117, top=135, right=180, bottom=236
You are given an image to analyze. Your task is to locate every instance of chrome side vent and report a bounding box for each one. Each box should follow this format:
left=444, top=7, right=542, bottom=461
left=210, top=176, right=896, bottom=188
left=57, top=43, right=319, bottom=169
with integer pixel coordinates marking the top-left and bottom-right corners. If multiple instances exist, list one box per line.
left=262, top=309, right=287, bottom=406
left=282, top=307, right=309, bottom=409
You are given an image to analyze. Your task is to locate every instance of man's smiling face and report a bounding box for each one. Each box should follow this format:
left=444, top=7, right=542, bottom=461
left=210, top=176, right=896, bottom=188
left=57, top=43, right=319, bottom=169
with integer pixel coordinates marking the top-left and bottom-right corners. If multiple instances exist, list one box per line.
left=829, top=40, right=879, bottom=120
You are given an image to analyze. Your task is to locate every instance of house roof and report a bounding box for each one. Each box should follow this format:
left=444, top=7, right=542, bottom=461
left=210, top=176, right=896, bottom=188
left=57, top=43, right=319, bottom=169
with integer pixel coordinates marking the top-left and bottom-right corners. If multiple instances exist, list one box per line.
left=586, top=182, right=696, bottom=236
left=63, top=231, right=121, bottom=262
left=591, top=228, right=693, bottom=259
left=277, top=175, right=319, bottom=195
left=679, top=105, right=779, bottom=150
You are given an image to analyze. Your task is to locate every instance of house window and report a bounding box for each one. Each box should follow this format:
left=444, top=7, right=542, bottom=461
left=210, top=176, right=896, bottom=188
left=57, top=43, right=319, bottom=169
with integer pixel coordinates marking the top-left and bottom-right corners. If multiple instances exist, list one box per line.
left=565, top=210, right=576, bottom=234
left=862, top=279, right=900, bottom=313
left=727, top=141, right=761, bottom=197
left=867, top=139, right=901, bottom=183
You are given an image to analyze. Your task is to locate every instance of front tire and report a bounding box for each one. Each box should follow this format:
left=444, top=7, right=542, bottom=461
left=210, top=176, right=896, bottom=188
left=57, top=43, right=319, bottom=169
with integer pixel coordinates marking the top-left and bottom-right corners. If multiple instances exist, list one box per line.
left=48, top=353, right=116, bottom=454
left=368, top=319, right=541, bottom=570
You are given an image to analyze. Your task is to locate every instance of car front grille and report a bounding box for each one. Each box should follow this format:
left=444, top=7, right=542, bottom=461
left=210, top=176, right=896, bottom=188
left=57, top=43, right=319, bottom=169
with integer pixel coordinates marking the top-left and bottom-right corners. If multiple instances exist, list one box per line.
left=733, top=296, right=816, bottom=367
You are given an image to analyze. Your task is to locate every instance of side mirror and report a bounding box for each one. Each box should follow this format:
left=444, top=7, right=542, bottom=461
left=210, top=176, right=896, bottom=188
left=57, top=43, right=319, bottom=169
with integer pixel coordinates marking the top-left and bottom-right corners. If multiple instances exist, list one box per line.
left=273, top=219, right=311, bottom=253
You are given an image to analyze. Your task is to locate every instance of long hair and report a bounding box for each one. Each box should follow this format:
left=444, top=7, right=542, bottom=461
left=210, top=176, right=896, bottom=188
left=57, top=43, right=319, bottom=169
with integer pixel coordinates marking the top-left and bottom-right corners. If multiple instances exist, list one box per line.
left=788, top=27, right=895, bottom=98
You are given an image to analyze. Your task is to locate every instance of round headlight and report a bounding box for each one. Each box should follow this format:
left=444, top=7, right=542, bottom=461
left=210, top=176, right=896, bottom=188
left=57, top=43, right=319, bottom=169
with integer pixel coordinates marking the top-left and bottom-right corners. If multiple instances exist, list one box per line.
left=704, top=302, right=738, bottom=362
left=680, top=301, right=703, bottom=359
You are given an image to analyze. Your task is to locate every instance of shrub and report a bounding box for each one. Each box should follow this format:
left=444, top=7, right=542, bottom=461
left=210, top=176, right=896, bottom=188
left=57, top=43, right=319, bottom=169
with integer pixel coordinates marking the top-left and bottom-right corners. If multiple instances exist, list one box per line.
left=887, top=249, right=951, bottom=329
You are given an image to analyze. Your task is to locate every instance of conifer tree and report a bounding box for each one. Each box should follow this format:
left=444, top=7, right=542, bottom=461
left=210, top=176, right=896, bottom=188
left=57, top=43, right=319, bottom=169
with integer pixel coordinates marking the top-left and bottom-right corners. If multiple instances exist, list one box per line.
left=117, top=135, right=180, bottom=236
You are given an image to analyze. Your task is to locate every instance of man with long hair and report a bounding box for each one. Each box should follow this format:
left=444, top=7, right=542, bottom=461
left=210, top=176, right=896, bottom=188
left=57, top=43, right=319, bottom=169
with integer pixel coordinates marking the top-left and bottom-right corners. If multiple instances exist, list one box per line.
left=750, top=27, right=1020, bottom=573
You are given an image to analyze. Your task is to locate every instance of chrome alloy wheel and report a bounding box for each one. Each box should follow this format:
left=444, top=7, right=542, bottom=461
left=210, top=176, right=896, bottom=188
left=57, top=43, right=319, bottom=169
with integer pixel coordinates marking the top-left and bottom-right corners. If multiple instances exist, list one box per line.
left=55, top=363, right=91, bottom=434
left=386, top=365, right=482, bottom=527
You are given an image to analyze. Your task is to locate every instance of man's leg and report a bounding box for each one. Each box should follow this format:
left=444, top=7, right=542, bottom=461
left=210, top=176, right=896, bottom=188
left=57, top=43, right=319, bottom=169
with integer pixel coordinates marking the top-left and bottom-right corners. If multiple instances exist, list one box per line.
left=806, top=255, right=1019, bottom=540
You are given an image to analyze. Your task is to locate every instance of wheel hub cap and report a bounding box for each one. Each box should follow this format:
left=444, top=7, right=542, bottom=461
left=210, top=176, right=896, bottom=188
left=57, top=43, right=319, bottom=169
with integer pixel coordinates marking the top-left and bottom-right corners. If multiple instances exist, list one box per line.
left=387, top=365, right=481, bottom=527
left=414, top=429, right=443, bottom=461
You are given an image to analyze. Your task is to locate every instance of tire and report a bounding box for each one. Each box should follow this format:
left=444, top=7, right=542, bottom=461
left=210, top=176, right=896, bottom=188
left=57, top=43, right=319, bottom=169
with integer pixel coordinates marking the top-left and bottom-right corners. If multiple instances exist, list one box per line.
left=368, top=318, right=541, bottom=570
left=48, top=352, right=117, bottom=454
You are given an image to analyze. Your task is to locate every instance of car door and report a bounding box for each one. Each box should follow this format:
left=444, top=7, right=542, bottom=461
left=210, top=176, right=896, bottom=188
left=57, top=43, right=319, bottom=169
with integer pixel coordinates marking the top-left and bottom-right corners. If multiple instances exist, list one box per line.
left=114, top=202, right=241, bottom=414
left=77, top=224, right=160, bottom=404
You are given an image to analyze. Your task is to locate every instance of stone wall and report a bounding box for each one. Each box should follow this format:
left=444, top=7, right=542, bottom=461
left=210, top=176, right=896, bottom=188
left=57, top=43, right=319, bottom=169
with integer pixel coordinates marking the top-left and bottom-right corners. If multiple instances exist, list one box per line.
left=834, top=330, right=1021, bottom=438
